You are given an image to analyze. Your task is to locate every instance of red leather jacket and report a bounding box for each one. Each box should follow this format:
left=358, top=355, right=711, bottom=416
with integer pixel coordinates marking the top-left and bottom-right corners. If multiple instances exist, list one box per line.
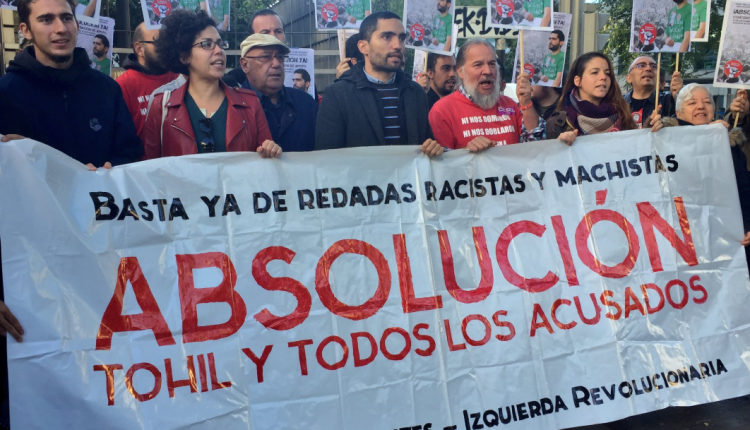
left=142, top=79, right=272, bottom=159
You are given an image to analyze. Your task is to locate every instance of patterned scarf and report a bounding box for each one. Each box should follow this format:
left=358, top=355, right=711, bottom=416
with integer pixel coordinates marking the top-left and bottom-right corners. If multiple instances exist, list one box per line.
left=563, top=89, right=623, bottom=135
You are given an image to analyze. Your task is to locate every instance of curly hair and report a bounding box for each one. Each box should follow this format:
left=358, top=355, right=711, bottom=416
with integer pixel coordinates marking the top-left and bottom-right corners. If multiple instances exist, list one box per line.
left=155, top=9, right=217, bottom=75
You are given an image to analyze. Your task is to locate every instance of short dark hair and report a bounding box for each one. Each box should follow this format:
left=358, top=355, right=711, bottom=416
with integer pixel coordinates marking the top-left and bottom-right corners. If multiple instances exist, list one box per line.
left=94, top=34, right=110, bottom=48
left=345, top=33, right=364, bottom=63
left=426, top=52, right=455, bottom=72
left=155, top=9, right=216, bottom=75
left=17, top=0, right=76, bottom=26
left=249, top=9, right=285, bottom=34
left=551, top=29, right=565, bottom=42
left=294, top=68, right=310, bottom=83
left=359, top=11, right=402, bottom=42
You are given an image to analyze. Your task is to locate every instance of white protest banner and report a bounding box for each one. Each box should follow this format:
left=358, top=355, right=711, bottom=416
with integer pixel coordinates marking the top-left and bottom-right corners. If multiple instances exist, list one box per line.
left=141, top=0, right=209, bottom=30
left=284, top=48, right=316, bottom=98
left=488, top=0, right=553, bottom=31
left=630, top=0, right=692, bottom=53
left=512, top=13, right=571, bottom=87
left=314, top=0, right=370, bottom=30
left=77, top=16, right=115, bottom=77
left=713, top=0, right=750, bottom=88
left=690, top=0, right=710, bottom=42
left=454, top=6, right=519, bottom=39
left=404, top=0, right=456, bottom=54
left=2, top=125, right=750, bottom=430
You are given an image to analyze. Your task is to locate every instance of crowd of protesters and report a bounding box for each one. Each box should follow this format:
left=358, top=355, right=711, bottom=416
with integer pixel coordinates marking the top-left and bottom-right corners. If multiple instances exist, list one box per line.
left=0, top=0, right=750, bottom=426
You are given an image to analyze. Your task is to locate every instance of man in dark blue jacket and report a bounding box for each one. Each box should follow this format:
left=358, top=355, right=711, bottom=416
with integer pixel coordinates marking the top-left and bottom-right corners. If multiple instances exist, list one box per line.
left=239, top=34, right=317, bottom=152
left=0, top=0, right=142, bottom=169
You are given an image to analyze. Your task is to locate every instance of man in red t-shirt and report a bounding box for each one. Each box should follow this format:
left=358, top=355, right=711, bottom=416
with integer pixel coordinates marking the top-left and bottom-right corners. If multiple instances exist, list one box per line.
left=429, top=39, right=522, bottom=151
left=116, top=23, right=178, bottom=140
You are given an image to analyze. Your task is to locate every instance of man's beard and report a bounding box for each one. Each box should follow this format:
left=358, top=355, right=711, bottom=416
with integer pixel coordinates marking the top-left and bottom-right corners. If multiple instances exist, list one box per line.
left=437, top=78, right=456, bottom=96
left=370, top=50, right=403, bottom=74
left=144, top=49, right=167, bottom=74
left=672, top=0, right=684, bottom=4
left=28, top=29, right=74, bottom=65
left=460, top=70, right=502, bottom=110
left=437, top=4, right=448, bottom=13
left=549, top=43, right=560, bottom=51
left=93, top=48, right=104, bottom=57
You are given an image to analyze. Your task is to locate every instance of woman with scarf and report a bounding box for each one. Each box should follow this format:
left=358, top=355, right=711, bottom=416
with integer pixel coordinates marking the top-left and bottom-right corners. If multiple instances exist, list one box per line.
left=520, top=52, right=661, bottom=144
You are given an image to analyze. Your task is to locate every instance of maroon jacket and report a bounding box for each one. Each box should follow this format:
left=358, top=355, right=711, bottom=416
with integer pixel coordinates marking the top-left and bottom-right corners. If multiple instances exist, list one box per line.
left=143, top=80, right=272, bottom=159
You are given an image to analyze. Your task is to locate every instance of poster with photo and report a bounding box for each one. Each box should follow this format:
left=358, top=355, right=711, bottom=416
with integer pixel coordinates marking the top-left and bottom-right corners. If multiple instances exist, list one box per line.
left=488, top=0, right=553, bottom=31
left=77, top=16, right=115, bottom=77
left=141, top=0, right=209, bottom=30
left=511, top=12, right=571, bottom=87
left=713, top=0, right=750, bottom=88
left=691, top=0, right=710, bottom=42
left=0, top=0, right=17, bottom=11
left=207, top=0, right=229, bottom=31
left=75, top=0, right=103, bottom=25
left=314, top=0, right=371, bottom=30
left=630, top=0, right=692, bottom=53
left=412, top=49, right=428, bottom=82
left=284, top=48, right=316, bottom=98
left=404, top=0, right=455, bottom=54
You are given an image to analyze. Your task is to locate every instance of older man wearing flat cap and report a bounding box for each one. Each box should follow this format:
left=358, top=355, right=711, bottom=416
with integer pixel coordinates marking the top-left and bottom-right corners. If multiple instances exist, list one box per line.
left=239, top=34, right=318, bottom=152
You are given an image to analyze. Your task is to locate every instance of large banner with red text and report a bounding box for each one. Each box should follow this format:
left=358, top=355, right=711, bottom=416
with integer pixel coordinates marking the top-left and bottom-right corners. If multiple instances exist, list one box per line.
left=2, top=125, right=750, bottom=430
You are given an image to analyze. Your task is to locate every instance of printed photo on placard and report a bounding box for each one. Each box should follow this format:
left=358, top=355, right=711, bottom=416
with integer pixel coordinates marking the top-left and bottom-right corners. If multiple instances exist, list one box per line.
left=208, top=0, right=230, bottom=31
left=0, top=0, right=17, bottom=11
left=141, top=0, right=209, bottom=30
left=511, top=13, right=571, bottom=88
left=714, top=0, right=750, bottom=88
left=630, top=0, right=692, bottom=53
left=75, top=0, right=102, bottom=25
left=77, top=16, right=115, bottom=77
left=412, top=49, right=428, bottom=82
left=404, top=0, right=455, bottom=54
left=314, top=0, right=371, bottom=30
left=488, top=0, right=553, bottom=31
left=284, top=48, right=316, bottom=98
left=691, top=0, right=710, bottom=42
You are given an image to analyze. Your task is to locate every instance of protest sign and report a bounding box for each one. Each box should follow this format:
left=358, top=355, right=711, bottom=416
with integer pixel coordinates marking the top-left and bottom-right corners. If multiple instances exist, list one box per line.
left=141, top=0, right=209, bottom=30
left=690, top=0, right=710, bottom=42
left=412, top=49, right=428, bottom=82
left=488, top=0, right=553, bottom=31
left=75, top=0, right=102, bottom=25
left=713, top=0, right=750, bottom=88
left=0, top=0, right=17, bottom=11
left=512, top=13, right=571, bottom=87
left=284, top=48, right=316, bottom=98
left=455, top=6, right=519, bottom=39
left=2, top=125, right=750, bottom=430
left=404, top=0, right=455, bottom=54
left=314, top=0, right=370, bottom=30
left=630, top=0, right=692, bottom=53
left=207, top=0, right=229, bottom=31
left=77, top=16, right=115, bottom=77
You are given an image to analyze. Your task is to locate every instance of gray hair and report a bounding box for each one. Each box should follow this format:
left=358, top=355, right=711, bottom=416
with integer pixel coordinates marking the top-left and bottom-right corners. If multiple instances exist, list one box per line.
left=456, top=39, right=495, bottom=68
left=675, top=83, right=714, bottom=114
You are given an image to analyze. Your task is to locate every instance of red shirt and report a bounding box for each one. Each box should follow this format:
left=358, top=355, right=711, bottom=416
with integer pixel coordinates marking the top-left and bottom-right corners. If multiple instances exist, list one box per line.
left=116, top=68, right=178, bottom=140
left=429, top=91, right=523, bottom=149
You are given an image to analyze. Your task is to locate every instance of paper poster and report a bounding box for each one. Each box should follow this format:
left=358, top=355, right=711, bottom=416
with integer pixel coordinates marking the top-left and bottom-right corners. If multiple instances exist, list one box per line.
left=512, top=12, right=571, bottom=87
left=404, top=0, right=455, bottom=54
left=3, top=125, right=750, bottom=430
left=314, top=0, right=371, bottom=30
left=630, top=0, right=692, bottom=53
left=284, top=48, right=316, bottom=98
left=141, top=0, right=209, bottom=30
left=412, top=49, right=428, bottom=82
left=713, top=0, right=750, bottom=88
left=690, top=0, right=710, bottom=42
left=337, top=29, right=358, bottom=61
left=455, top=6, right=519, bottom=39
left=488, top=0, right=553, bottom=31
left=77, top=16, right=115, bottom=77
left=75, top=0, right=102, bottom=25
left=207, top=0, right=230, bottom=31
left=0, top=0, right=17, bottom=11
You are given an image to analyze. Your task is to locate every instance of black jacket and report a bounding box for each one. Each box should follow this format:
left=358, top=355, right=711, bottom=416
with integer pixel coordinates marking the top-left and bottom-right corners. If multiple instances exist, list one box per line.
left=315, top=63, right=431, bottom=149
left=0, top=47, right=142, bottom=166
left=223, top=67, right=247, bottom=88
left=624, top=89, right=676, bottom=126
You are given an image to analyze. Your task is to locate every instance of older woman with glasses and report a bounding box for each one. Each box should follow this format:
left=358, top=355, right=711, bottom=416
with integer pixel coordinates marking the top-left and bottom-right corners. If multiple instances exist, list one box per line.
left=142, top=9, right=281, bottom=159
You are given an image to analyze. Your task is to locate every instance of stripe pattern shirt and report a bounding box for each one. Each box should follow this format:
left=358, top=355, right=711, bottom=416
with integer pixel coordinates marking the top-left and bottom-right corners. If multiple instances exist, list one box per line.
left=364, top=69, right=403, bottom=144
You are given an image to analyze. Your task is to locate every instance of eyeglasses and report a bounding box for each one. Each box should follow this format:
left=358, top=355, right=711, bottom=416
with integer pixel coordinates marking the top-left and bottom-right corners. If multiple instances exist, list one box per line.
left=198, top=118, right=214, bottom=153
left=243, top=53, right=289, bottom=64
left=192, top=39, right=229, bottom=50
left=630, top=62, right=657, bottom=71
left=138, top=40, right=156, bottom=45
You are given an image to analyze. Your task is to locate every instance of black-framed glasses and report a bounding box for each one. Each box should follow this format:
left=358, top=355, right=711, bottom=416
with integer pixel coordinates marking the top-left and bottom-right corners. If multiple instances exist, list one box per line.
left=138, top=40, right=156, bottom=45
left=243, top=53, right=289, bottom=64
left=193, top=39, right=229, bottom=50
left=198, top=118, right=214, bottom=153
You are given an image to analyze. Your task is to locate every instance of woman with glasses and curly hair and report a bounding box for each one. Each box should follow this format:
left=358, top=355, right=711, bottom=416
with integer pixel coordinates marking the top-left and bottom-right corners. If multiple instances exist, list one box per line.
left=142, top=9, right=281, bottom=159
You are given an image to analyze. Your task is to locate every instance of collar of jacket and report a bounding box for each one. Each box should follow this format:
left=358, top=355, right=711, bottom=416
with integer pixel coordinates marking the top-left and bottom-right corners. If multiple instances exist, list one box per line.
left=340, top=62, right=412, bottom=91
left=164, top=78, right=257, bottom=110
